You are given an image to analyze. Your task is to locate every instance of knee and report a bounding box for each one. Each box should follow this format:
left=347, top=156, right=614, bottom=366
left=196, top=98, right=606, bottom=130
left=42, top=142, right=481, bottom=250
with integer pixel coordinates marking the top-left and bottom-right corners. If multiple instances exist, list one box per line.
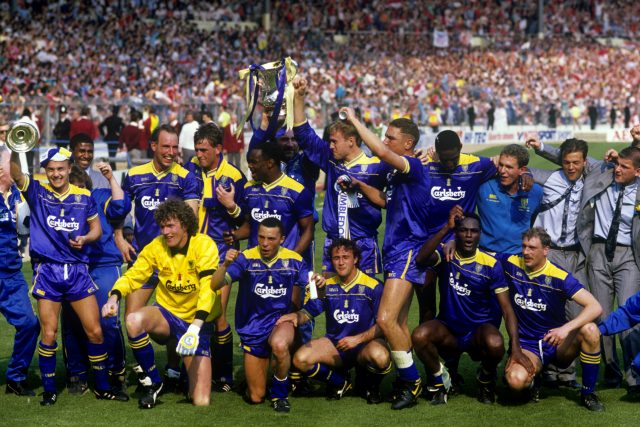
left=505, top=366, right=531, bottom=391
left=270, top=338, right=290, bottom=359
left=41, top=326, right=58, bottom=345
left=376, top=315, right=393, bottom=334
left=579, top=323, right=600, bottom=346
left=293, top=350, right=311, bottom=371
left=85, top=326, right=104, bottom=344
left=368, top=347, right=391, bottom=370
left=485, top=333, right=505, bottom=355
left=125, top=312, right=143, bottom=335
left=411, top=325, right=430, bottom=347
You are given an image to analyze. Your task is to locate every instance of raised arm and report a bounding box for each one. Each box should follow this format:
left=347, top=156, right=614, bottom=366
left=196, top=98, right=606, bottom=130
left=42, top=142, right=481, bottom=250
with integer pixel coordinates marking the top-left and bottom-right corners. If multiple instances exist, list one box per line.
left=340, top=107, right=408, bottom=171
left=9, top=152, right=26, bottom=190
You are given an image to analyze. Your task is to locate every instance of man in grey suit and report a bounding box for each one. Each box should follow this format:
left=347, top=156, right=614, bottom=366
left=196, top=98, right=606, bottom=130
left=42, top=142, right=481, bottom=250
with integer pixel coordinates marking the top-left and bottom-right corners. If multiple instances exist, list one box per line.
left=530, top=139, right=640, bottom=393
left=527, top=138, right=590, bottom=388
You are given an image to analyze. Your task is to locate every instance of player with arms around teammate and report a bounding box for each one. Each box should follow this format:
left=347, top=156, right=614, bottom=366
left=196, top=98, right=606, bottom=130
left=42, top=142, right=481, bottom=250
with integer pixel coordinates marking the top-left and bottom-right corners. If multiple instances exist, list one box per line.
left=103, top=199, right=222, bottom=409
left=413, top=206, right=533, bottom=405
left=211, top=218, right=308, bottom=413
left=501, top=228, right=605, bottom=412
left=278, top=238, right=390, bottom=404
left=8, top=147, right=127, bottom=405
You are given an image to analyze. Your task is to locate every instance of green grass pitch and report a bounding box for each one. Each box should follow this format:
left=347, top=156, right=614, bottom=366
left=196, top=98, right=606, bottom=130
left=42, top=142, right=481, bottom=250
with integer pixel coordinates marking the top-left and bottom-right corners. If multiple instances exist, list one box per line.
left=0, top=142, right=636, bottom=426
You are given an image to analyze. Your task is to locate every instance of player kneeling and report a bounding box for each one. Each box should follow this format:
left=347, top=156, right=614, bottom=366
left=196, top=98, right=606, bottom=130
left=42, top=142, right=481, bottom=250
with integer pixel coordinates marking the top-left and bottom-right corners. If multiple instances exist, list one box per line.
left=500, top=228, right=604, bottom=412
left=103, top=199, right=222, bottom=409
left=211, top=218, right=308, bottom=413
left=277, top=239, right=390, bottom=404
left=413, top=206, right=532, bottom=405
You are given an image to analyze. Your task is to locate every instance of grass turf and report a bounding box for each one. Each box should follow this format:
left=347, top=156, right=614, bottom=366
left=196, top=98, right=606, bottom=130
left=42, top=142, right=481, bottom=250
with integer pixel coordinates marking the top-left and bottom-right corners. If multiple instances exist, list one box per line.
left=0, top=142, right=636, bottom=426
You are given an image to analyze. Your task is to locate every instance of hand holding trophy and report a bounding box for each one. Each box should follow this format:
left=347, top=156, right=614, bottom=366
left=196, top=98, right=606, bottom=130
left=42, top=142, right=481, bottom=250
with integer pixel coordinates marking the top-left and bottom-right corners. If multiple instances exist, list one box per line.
left=6, top=117, right=39, bottom=173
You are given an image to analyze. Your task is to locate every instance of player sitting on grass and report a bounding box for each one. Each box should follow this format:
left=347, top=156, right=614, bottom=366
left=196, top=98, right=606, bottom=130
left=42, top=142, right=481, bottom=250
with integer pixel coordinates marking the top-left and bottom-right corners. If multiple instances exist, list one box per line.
left=277, top=238, right=390, bottom=404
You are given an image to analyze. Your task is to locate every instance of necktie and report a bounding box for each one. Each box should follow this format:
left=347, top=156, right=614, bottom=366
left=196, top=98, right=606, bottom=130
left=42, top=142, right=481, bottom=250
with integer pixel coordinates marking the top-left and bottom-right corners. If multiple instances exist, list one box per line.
left=605, top=185, right=625, bottom=262
left=559, top=182, right=576, bottom=243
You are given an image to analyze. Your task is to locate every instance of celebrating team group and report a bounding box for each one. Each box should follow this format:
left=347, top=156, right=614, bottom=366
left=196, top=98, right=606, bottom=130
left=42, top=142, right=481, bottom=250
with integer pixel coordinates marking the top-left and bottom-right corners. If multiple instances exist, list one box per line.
left=2, top=76, right=640, bottom=414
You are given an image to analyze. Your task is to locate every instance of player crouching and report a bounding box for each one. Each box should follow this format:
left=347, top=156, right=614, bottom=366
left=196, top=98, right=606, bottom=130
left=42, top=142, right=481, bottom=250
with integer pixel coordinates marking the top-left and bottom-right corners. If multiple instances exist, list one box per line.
left=501, top=228, right=604, bottom=412
left=103, top=199, right=222, bottom=408
left=278, top=238, right=391, bottom=404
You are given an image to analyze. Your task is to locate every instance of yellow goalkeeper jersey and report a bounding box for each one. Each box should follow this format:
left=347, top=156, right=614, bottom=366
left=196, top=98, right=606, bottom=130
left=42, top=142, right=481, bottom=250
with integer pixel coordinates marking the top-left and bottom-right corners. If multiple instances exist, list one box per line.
left=113, top=233, right=221, bottom=322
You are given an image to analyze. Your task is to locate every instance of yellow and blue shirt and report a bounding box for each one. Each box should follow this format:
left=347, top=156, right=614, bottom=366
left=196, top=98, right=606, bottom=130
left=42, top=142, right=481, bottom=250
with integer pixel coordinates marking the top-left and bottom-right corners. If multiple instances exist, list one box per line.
left=225, top=246, right=309, bottom=342
left=425, top=154, right=496, bottom=240
left=19, top=177, right=98, bottom=264
left=301, top=270, right=382, bottom=343
left=186, top=156, right=246, bottom=248
left=122, top=161, right=199, bottom=249
left=434, top=247, right=507, bottom=335
left=85, top=188, right=131, bottom=267
left=293, top=122, right=390, bottom=240
left=496, top=254, right=583, bottom=341
left=112, top=233, right=221, bottom=323
left=243, top=174, right=313, bottom=250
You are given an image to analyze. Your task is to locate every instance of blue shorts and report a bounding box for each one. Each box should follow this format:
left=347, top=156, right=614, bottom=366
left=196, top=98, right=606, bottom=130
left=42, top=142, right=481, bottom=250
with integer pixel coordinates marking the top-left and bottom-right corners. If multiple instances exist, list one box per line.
left=322, top=236, right=381, bottom=276
left=156, top=304, right=212, bottom=358
left=239, top=336, right=271, bottom=359
left=336, top=342, right=366, bottom=368
left=383, top=242, right=425, bottom=285
left=518, top=337, right=570, bottom=369
left=31, top=262, right=98, bottom=302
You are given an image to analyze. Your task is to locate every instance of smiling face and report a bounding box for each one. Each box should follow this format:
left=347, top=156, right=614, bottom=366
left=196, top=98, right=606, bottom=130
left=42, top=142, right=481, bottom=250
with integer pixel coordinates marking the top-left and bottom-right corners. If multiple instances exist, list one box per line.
left=247, top=149, right=272, bottom=182
left=72, top=142, right=94, bottom=169
left=160, top=217, right=189, bottom=249
left=152, top=130, right=179, bottom=170
left=45, top=160, right=71, bottom=193
left=561, top=151, right=587, bottom=182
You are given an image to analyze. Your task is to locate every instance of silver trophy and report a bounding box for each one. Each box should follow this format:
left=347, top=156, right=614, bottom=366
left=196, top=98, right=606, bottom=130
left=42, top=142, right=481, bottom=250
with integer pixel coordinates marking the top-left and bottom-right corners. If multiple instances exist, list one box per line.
left=7, top=118, right=39, bottom=153
left=237, top=57, right=298, bottom=136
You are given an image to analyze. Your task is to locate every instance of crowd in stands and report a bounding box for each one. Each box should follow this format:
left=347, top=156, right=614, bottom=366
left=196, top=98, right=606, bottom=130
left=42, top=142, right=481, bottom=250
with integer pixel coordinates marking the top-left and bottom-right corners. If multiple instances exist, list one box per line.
left=0, top=0, right=639, bottom=130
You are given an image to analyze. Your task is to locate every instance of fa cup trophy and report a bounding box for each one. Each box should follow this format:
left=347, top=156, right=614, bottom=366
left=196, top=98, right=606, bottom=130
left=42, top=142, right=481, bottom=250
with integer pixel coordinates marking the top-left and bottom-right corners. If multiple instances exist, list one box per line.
left=237, top=57, right=297, bottom=138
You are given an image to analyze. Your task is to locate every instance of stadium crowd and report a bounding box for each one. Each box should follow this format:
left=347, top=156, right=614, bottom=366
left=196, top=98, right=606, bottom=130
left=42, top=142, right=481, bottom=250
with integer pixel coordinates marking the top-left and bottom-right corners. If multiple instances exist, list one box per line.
left=1, top=0, right=640, bottom=416
left=1, top=0, right=639, bottom=130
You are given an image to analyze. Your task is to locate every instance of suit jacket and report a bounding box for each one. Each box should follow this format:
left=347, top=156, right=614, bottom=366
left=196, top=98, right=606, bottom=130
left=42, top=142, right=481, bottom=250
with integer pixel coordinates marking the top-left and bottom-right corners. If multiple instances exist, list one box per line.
left=534, top=144, right=640, bottom=268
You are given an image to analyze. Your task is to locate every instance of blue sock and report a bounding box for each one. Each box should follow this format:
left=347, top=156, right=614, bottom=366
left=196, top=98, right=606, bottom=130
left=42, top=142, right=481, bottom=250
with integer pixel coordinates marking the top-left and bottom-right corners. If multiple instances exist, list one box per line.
left=213, top=325, right=233, bottom=383
left=305, top=363, right=345, bottom=387
left=87, top=341, right=110, bottom=391
left=580, top=351, right=601, bottom=395
left=38, top=341, right=58, bottom=393
left=397, top=363, right=421, bottom=383
left=271, top=375, right=289, bottom=399
left=128, top=333, right=162, bottom=384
